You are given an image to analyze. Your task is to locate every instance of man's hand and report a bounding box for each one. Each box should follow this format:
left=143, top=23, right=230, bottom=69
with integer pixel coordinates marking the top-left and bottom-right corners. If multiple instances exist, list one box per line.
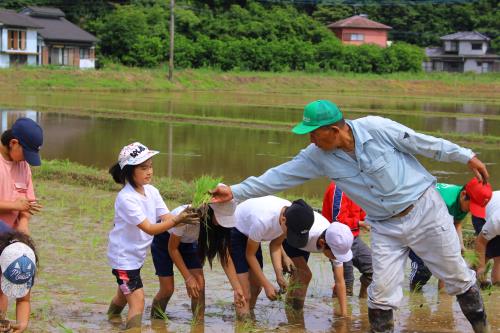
left=173, top=208, right=200, bottom=226
left=468, top=156, right=489, bottom=184
left=209, top=184, right=233, bottom=203
left=27, top=201, right=42, bottom=215
left=263, top=283, right=278, bottom=301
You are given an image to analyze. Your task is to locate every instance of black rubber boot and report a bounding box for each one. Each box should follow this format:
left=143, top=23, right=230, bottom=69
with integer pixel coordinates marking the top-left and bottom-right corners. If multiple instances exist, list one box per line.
left=456, top=285, right=490, bottom=333
left=368, top=308, right=394, bottom=333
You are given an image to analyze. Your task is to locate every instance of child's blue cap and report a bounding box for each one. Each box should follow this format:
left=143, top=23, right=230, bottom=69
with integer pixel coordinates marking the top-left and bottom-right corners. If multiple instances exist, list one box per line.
left=11, top=118, right=43, bottom=166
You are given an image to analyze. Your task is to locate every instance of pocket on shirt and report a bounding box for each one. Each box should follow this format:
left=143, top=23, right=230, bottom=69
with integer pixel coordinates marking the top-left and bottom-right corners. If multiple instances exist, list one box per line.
left=365, top=151, right=397, bottom=193
left=14, top=182, right=28, bottom=194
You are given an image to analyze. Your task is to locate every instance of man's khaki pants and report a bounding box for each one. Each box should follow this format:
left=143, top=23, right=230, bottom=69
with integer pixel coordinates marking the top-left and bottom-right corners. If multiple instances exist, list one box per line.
left=367, top=186, right=475, bottom=310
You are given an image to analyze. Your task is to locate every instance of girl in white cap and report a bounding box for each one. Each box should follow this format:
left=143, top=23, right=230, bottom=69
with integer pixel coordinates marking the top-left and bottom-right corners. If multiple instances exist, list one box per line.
left=154, top=198, right=246, bottom=322
left=106, top=142, right=199, bottom=330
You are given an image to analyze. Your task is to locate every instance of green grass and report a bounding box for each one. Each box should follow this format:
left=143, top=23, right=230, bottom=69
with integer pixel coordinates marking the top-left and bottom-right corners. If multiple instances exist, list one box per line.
left=1, top=67, right=498, bottom=99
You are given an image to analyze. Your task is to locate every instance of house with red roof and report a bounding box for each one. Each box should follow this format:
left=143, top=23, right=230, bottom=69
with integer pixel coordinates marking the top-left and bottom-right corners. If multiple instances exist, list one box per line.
left=327, top=15, right=391, bottom=48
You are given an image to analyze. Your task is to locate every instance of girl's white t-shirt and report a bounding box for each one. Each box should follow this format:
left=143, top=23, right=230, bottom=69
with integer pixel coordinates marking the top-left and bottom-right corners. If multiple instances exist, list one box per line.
left=235, top=196, right=290, bottom=242
left=168, top=205, right=200, bottom=244
left=483, top=191, right=500, bottom=240
left=107, top=183, right=169, bottom=270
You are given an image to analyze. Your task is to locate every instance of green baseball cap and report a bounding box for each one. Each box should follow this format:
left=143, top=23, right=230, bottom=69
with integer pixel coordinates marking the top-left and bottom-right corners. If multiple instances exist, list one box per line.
left=292, top=100, right=343, bottom=135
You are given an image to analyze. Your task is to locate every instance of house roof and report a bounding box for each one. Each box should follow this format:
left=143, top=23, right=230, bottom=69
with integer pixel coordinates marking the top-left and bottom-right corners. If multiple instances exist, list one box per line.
left=440, top=31, right=490, bottom=41
left=0, top=9, right=41, bottom=29
left=327, top=15, right=391, bottom=30
left=21, top=7, right=97, bottom=43
left=21, top=6, right=65, bottom=18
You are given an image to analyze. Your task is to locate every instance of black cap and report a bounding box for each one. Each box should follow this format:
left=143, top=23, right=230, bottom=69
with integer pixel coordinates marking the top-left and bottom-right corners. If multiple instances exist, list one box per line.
left=11, top=118, right=43, bottom=166
left=285, top=199, right=314, bottom=248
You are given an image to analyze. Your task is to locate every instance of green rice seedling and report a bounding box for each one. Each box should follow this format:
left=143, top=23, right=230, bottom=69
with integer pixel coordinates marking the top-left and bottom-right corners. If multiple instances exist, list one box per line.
left=191, top=176, right=222, bottom=208
left=57, top=322, right=74, bottom=333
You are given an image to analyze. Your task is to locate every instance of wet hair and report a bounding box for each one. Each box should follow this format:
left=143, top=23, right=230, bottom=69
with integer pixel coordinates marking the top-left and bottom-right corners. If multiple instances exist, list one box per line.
left=0, top=231, right=39, bottom=273
left=197, top=205, right=232, bottom=269
left=0, top=129, right=16, bottom=149
left=109, top=162, right=138, bottom=188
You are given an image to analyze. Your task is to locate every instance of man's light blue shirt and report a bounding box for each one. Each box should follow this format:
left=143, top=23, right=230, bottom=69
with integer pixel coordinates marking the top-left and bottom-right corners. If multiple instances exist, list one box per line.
left=232, top=116, right=474, bottom=221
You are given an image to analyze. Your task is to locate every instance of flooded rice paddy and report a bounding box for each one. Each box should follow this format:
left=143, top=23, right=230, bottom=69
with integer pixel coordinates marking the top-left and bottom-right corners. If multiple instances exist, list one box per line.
left=1, top=90, right=499, bottom=332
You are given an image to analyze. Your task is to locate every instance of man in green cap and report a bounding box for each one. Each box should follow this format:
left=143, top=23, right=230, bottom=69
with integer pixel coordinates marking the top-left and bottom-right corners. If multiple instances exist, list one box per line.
left=211, top=100, right=490, bottom=333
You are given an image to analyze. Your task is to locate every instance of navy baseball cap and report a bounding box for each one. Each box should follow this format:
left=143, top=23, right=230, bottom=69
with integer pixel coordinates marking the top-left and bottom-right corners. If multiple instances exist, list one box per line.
left=11, top=118, right=43, bottom=166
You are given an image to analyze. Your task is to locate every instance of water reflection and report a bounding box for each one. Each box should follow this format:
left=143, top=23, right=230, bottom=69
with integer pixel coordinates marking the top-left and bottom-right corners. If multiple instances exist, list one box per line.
left=1, top=109, right=499, bottom=198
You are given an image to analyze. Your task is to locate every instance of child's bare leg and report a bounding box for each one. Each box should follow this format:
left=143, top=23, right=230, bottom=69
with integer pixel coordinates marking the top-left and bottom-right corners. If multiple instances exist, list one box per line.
left=493, top=257, right=500, bottom=285
left=124, top=288, right=145, bottom=329
left=248, top=270, right=262, bottom=310
left=190, top=269, right=205, bottom=322
left=286, top=257, right=311, bottom=310
left=108, top=287, right=127, bottom=317
left=151, top=276, right=174, bottom=319
left=235, top=272, right=252, bottom=319
left=0, top=291, right=8, bottom=319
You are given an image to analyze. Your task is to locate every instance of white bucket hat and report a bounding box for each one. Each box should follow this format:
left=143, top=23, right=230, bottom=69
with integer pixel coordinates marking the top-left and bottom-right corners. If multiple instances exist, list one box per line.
left=118, top=142, right=159, bottom=169
left=209, top=184, right=237, bottom=228
left=325, top=222, right=353, bottom=262
left=0, top=242, right=36, bottom=298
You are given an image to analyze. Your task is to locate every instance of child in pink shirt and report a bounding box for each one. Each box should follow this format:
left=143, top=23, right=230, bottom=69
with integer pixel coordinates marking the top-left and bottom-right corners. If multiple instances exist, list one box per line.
left=0, top=117, right=43, bottom=234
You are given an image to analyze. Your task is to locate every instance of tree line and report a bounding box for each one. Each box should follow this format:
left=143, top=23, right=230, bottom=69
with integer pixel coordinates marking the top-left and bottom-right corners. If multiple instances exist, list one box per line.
left=3, top=0, right=498, bottom=73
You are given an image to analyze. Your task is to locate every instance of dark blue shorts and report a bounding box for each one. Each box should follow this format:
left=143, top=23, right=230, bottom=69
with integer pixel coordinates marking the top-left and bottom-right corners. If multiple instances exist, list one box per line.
left=151, top=231, right=202, bottom=277
left=230, top=228, right=263, bottom=274
left=0, top=220, right=12, bottom=234
left=282, top=240, right=310, bottom=262
left=472, top=217, right=500, bottom=259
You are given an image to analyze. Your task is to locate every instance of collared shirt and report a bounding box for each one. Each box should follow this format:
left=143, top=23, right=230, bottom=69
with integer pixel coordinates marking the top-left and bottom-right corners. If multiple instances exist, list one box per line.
left=232, top=116, right=474, bottom=221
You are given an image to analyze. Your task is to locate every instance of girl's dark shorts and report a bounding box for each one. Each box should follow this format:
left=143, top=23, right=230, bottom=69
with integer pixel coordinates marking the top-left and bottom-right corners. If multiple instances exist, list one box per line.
left=112, top=268, right=143, bottom=295
left=151, top=231, right=202, bottom=277
left=230, top=227, right=263, bottom=274
left=282, top=239, right=310, bottom=262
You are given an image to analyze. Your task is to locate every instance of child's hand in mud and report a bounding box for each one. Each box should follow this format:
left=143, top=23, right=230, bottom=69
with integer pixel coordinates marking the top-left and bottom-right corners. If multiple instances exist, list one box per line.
left=276, top=275, right=288, bottom=293
left=11, top=322, right=25, bottom=333
left=185, top=275, right=201, bottom=298
left=233, top=288, right=247, bottom=309
left=174, top=207, right=200, bottom=226
left=263, top=282, right=278, bottom=301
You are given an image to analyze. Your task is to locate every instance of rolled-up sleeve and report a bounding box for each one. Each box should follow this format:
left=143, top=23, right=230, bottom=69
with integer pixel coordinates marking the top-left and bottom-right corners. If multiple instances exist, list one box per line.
left=232, top=145, right=324, bottom=202
left=376, top=117, right=474, bottom=164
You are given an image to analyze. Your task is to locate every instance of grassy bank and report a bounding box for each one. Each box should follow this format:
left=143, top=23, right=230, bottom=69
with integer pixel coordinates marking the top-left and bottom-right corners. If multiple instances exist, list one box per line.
left=1, top=66, right=499, bottom=100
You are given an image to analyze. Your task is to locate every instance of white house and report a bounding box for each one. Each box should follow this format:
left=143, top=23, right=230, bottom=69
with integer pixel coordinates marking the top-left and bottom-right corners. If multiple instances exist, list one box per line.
left=424, top=31, right=499, bottom=73
left=0, top=10, right=41, bottom=68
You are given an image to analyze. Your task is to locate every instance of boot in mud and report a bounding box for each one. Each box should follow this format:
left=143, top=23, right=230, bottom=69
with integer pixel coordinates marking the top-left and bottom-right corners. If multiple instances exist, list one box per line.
left=456, top=285, right=490, bottom=333
left=107, top=301, right=125, bottom=319
left=150, top=297, right=169, bottom=320
left=125, top=314, right=142, bottom=330
left=368, top=308, right=394, bottom=333
left=359, top=274, right=372, bottom=298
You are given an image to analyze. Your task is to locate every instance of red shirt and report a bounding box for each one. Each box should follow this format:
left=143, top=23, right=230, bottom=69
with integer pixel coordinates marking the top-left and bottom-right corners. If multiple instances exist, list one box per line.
left=322, top=181, right=366, bottom=237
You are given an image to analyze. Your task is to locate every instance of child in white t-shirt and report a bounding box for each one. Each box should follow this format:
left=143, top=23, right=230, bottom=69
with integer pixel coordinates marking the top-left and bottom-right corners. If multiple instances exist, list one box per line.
left=161, top=199, right=246, bottom=321
left=106, top=142, right=198, bottom=330
left=229, top=196, right=314, bottom=317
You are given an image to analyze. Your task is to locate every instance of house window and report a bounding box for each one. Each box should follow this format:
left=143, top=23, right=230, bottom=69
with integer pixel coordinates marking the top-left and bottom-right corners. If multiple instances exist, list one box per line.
left=477, top=61, right=482, bottom=66
left=9, top=54, right=27, bottom=65
left=471, top=43, right=482, bottom=50
left=7, top=30, right=27, bottom=50
left=350, top=33, right=365, bottom=41
left=80, top=48, right=90, bottom=59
